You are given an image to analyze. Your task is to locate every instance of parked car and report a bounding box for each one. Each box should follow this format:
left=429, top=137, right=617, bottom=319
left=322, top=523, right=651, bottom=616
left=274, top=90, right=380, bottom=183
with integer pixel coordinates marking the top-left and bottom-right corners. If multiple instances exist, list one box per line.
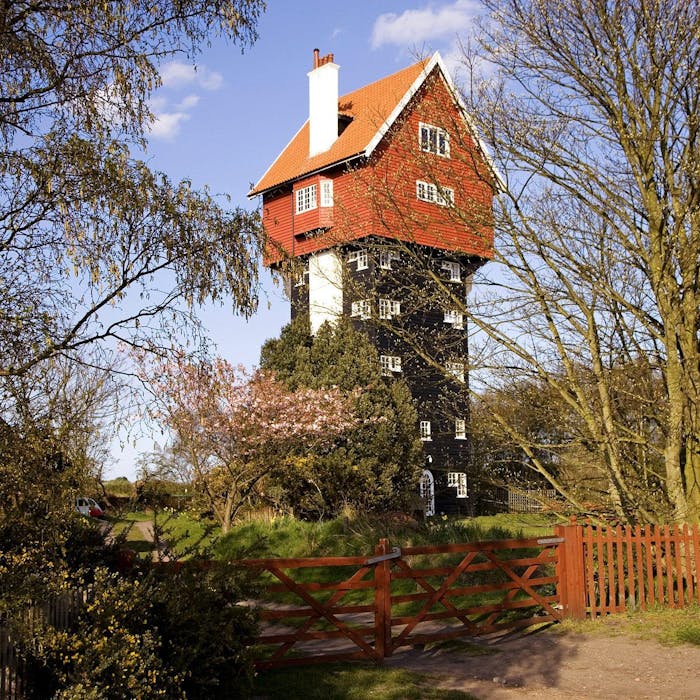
left=75, top=497, right=104, bottom=518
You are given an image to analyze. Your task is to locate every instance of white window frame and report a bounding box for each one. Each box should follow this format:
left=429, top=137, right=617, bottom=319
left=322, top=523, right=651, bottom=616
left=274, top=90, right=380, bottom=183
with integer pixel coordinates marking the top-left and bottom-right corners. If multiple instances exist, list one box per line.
left=347, top=248, right=368, bottom=271
left=350, top=299, right=371, bottom=320
left=447, top=472, right=468, bottom=498
left=293, top=267, right=309, bottom=287
left=455, top=418, right=466, bottom=440
left=416, top=180, right=453, bottom=206
left=380, top=355, right=402, bottom=376
left=420, top=420, right=432, bottom=441
left=320, top=179, right=333, bottom=207
left=296, top=184, right=317, bottom=213
left=419, top=122, right=450, bottom=157
left=379, top=298, right=400, bottom=320
left=441, top=260, right=461, bottom=282
left=444, top=310, right=464, bottom=329
left=446, top=361, right=465, bottom=383
left=379, top=250, right=401, bottom=270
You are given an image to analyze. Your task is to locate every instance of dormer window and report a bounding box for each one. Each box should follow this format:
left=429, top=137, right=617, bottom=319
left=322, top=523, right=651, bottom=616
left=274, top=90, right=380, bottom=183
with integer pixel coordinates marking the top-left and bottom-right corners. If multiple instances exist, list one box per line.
left=296, top=184, right=317, bottom=213
left=419, top=122, right=450, bottom=157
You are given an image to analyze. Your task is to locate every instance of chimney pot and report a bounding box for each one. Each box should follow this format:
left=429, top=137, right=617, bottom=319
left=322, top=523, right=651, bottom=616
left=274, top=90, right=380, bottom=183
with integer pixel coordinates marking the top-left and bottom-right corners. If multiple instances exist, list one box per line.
left=313, top=48, right=320, bottom=69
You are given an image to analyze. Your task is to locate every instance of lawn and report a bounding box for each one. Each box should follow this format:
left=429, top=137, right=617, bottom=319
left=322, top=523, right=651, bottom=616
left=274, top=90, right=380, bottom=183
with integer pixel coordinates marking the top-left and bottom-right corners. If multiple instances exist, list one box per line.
left=252, top=663, right=478, bottom=700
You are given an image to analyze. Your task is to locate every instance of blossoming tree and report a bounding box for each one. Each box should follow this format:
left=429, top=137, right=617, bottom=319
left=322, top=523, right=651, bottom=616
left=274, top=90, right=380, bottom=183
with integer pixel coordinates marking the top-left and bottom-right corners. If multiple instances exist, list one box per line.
left=142, top=355, right=357, bottom=532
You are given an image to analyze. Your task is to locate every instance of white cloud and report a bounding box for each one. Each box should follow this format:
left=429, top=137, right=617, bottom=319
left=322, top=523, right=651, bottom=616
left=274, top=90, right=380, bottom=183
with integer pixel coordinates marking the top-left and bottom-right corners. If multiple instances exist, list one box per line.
left=148, top=62, right=221, bottom=141
left=148, top=111, right=190, bottom=140
left=371, top=0, right=479, bottom=49
left=159, top=61, right=223, bottom=91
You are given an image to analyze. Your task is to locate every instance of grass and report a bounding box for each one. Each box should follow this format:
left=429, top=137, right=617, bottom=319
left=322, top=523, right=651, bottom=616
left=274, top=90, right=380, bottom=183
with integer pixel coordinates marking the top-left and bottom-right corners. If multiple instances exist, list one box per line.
left=555, top=604, right=700, bottom=647
left=252, top=663, right=479, bottom=700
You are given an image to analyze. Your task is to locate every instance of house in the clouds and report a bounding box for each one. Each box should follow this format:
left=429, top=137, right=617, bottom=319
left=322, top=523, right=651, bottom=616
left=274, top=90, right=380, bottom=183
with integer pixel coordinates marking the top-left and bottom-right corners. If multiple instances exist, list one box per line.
left=249, top=49, right=495, bottom=516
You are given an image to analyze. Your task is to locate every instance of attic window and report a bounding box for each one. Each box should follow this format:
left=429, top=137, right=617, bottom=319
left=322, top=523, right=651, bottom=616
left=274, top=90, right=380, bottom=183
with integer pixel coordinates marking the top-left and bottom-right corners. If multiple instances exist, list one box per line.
left=420, top=122, right=450, bottom=157
left=417, top=180, right=454, bottom=206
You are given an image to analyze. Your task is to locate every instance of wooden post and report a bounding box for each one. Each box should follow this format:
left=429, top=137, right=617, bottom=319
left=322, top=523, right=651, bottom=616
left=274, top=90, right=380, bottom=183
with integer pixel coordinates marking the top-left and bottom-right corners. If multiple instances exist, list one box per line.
left=555, top=519, right=586, bottom=619
left=373, top=538, right=392, bottom=661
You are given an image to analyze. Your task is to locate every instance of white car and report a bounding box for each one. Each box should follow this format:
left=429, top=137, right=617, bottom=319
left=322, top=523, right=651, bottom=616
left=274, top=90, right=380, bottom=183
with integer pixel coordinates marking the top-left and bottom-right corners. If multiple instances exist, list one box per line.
left=75, top=497, right=104, bottom=518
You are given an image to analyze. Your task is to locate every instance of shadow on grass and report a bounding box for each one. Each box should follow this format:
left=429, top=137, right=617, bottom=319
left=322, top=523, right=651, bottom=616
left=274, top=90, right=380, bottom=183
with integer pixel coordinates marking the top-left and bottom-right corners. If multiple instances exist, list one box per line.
left=252, top=663, right=478, bottom=700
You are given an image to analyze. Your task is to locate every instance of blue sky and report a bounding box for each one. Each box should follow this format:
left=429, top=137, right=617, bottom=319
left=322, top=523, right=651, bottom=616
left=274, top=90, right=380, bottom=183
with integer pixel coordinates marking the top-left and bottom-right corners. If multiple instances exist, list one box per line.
left=109, top=0, right=484, bottom=478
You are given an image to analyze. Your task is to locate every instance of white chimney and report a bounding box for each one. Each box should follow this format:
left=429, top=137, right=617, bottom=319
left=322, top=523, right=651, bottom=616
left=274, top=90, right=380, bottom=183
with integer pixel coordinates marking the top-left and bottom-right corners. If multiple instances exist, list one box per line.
left=308, top=49, right=339, bottom=157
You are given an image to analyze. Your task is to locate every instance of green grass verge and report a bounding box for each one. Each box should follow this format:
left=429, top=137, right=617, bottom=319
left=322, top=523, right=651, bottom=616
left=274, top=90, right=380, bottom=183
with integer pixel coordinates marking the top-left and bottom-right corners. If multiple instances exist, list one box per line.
left=252, top=663, right=479, bottom=699
left=555, top=604, right=700, bottom=646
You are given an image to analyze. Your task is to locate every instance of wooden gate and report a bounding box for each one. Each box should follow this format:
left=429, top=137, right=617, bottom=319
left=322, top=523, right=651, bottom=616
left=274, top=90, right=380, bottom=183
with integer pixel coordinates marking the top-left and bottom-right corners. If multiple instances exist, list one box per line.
left=241, top=534, right=564, bottom=668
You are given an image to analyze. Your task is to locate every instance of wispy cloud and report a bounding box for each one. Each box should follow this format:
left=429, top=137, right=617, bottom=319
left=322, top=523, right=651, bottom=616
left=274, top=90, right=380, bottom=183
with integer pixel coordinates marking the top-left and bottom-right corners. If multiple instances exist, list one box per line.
left=148, top=61, right=222, bottom=140
left=371, top=1, right=479, bottom=50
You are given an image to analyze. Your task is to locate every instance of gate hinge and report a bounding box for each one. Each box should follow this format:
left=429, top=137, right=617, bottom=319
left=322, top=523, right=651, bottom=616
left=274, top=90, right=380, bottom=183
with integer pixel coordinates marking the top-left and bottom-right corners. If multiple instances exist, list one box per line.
left=365, top=547, right=401, bottom=565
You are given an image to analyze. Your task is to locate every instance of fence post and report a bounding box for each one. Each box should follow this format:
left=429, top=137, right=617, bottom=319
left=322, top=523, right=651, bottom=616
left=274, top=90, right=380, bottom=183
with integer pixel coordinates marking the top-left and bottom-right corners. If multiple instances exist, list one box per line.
left=373, top=538, right=392, bottom=662
left=555, top=519, right=586, bottom=619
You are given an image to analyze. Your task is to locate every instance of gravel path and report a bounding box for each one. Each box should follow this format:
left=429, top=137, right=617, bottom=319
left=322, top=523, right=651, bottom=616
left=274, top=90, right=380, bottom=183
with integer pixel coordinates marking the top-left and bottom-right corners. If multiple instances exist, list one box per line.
left=385, top=631, right=700, bottom=699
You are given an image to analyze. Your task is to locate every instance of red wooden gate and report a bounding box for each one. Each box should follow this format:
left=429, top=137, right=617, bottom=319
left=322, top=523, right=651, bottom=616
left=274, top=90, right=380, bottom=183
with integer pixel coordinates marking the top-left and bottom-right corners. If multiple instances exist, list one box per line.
left=240, top=534, right=564, bottom=668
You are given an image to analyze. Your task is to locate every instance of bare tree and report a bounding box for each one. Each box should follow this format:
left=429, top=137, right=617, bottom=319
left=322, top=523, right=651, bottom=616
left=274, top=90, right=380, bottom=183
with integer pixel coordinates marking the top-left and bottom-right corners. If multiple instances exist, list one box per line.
left=332, top=1, right=698, bottom=523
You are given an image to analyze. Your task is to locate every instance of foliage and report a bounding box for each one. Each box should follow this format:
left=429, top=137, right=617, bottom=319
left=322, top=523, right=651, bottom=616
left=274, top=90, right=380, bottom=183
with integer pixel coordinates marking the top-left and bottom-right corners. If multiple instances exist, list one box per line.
left=254, top=663, right=479, bottom=700
left=1, top=0, right=265, bottom=378
left=20, top=562, right=258, bottom=700
left=260, top=317, right=424, bottom=518
left=138, top=353, right=359, bottom=532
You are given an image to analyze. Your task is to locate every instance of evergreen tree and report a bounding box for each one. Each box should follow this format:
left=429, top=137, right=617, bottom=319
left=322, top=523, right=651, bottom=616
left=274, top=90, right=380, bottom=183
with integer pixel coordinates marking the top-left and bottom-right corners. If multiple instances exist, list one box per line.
left=260, top=316, right=423, bottom=518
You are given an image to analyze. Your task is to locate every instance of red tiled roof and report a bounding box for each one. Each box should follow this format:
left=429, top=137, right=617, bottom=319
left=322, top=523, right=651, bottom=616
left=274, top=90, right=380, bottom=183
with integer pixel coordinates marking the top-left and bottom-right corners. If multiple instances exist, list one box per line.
left=249, top=57, right=432, bottom=196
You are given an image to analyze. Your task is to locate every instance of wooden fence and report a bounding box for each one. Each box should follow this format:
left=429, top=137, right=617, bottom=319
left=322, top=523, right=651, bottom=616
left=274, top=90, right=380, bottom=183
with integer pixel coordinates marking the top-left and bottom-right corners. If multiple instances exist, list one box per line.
left=4, top=522, right=700, bottom=691
left=557, top=522, right=700, bottom=618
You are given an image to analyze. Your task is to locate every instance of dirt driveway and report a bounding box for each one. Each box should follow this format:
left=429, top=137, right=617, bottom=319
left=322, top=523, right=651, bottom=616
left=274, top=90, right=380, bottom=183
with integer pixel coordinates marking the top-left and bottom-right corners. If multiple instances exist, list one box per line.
left=385, top=631, right=700, bottom=699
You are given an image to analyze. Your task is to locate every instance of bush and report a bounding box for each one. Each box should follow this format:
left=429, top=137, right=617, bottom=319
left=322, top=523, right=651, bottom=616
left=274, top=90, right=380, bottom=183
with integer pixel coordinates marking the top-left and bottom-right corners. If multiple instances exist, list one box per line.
left=18, top=562, right=259, bottom=699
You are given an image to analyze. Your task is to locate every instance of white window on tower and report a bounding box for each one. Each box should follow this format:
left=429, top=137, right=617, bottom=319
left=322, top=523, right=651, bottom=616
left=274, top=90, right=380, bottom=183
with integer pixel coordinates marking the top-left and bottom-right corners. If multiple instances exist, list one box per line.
left=419, top=122, right=450, bottom=157
left=379, top=250, right=401, bottom=270
left=296, top=184, right=317, bottom=213
left=293, top=265, right=309, bottom=287
left=446, top=361, right=465, bottom=383
left=320, top=179, right=333, bottom=207
left=441, top=260, right=461, bottom=282
left=420, top=420, right=432, bottom=441
left=444, top=310, right=464, bottom=329
left=380, top=355, right=402, bottom=376
left=350, top=299, right=371, bottom=320
left=379, top=298, right=400, bottom=320
left=347, top=248, right=368, bottom=271
left=455, top=419, right=466, bottom=439
left=447, top=472, right=468, bottom=498
left=417, top=180, right=453, bottom=206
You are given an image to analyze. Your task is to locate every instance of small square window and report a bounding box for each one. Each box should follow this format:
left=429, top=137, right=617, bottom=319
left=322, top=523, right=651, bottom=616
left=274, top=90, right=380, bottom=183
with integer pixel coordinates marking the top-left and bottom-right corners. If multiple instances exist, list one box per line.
left=444, top=310, right=464, bottom=329
left=380, top=355, right=402, bottom=376
left=379, top=250, right=400, bottom=270
left=379, top=298, right=400, bottom=320
left=351, top=299, right=371, bottom=320
left=446, top=361, right=465, bottom=383
left=441, top=260, right=461, bottom=282
left=420, top=420, right=432, bottom=441
left=347, top=249, right=368, bottom=271
left=447, top=472, right=467, bottom=498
